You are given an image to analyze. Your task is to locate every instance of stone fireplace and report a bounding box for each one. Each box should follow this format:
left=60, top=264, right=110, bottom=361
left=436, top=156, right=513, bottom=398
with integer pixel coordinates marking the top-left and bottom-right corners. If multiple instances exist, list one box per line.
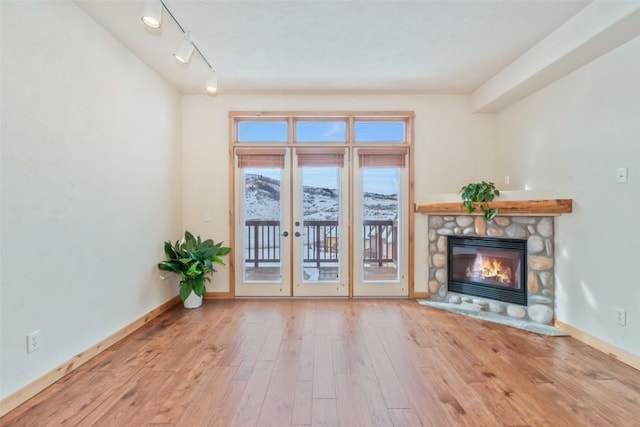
left=427, top=215, right=556, bottom=324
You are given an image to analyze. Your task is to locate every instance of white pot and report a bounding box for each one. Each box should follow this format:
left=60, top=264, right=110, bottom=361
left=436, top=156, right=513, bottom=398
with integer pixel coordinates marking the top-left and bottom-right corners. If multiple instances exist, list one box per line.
left=183, top=291, right=203, bottom=309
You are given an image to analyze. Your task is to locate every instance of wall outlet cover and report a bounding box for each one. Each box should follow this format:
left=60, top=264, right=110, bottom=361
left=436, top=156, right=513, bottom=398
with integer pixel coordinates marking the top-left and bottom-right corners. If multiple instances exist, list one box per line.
left=614, top=308, right=627, bottom=326
left=616, top=167, right=628, bottom=184
left=27, top=330, right=40, bottom=353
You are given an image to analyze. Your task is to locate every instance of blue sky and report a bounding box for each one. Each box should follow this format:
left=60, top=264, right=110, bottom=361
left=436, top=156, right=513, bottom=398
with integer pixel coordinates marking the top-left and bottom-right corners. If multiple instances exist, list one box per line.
left=238, top=121, right=405, bottom=143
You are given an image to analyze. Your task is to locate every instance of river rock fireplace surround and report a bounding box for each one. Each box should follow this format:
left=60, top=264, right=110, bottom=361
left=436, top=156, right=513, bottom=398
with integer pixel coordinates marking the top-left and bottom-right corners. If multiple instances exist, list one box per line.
left=417, top=199, right=572, bottom=325
left=428, top=214, right=556, bottom=324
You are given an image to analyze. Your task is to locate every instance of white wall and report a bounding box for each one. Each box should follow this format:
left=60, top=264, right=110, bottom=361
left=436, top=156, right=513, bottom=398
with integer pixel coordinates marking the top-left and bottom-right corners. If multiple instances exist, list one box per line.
left=181, top=94, right=498, bottom=294
left=496, top=37, right=640, bottom=356
left=0, top=1, right=182, bottom=399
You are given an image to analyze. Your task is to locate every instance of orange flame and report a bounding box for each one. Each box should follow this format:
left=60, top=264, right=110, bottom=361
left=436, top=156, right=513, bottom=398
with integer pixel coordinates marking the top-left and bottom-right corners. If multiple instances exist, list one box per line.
left=466, top=255, right=512, bottom=284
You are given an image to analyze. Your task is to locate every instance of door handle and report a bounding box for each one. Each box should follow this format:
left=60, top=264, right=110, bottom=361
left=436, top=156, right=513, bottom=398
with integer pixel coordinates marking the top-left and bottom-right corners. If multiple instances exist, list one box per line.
left=281, top=231, right=289, bottom=237
left=294, top=231, right=302, bottom=237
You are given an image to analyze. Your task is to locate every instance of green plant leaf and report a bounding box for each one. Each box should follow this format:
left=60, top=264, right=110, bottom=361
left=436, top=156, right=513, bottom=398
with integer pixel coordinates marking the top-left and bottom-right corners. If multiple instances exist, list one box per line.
left=212, top=256, right=227, bottom=266
left=158, top=260, right=184, bottom=273
left=215, top=245, right=231, bottom=256
left=179, top=282, right=193, bottom=302
left=185, top=262, right=203, bottom=277
left=192, top=276, right=206, bottom=297
left=460, top=181, right=500, bottom=220
left=163, top=241, right=177, bottom=259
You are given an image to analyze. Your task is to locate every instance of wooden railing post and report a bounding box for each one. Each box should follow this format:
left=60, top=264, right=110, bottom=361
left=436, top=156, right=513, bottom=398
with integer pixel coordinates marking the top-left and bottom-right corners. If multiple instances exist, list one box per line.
left=316, top=225, right=321, bottom=268
left=253, top=222, right=259, bottom=267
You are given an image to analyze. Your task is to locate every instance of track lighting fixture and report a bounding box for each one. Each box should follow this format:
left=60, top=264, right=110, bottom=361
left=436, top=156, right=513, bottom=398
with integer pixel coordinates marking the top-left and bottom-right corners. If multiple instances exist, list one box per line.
left=141, top=1, right=219, bottom=94
left=206, top=71, right=218, bottom=95
left=142, top=0, right=162, bottom=28
left=174, top=31, right=195, bottom=64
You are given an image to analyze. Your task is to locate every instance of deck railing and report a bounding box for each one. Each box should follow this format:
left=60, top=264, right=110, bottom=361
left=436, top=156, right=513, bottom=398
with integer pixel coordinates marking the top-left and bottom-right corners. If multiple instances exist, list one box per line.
left=302, top=220, right=340, bottom=267
left=362, top=219, right=398, bottom=266
left=245, top=220, right=281, bottom=267
left=244, top=219, right=397, bottom=267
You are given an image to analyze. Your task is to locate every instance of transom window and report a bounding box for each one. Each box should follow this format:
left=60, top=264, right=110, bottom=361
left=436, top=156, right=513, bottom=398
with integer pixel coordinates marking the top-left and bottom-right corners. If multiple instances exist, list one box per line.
left=355, top=121, right=406, bottom=142
left=232, top=113, right=411, bottom=145
left=237, top=121, right=288, bottom=142
left=295, top=121, right=347, bottom=142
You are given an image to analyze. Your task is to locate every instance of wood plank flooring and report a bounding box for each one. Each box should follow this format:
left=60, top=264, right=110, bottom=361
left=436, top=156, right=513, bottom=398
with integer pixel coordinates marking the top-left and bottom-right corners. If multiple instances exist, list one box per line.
left=2, top=299, right=639, bottom=426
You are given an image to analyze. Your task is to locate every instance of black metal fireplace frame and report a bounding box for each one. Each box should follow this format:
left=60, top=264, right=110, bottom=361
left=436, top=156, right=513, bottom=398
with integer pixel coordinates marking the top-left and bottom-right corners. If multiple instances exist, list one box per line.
left=447, top=236, right=527, bottom=305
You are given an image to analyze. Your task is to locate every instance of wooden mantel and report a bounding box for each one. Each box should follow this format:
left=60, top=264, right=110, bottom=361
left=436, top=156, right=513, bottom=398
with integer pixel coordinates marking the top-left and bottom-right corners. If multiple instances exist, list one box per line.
left=414, top=199, right=573, bottom=216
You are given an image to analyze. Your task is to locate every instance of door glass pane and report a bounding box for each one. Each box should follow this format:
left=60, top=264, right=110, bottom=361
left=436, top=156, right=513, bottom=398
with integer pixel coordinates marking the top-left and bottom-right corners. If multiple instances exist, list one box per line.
left=296, top=121, right=347, bottom=142
left=362, top=168, right=400, bottom=281
left=242, top=168, right=282, bottom=282
left=238, top=121, right=288, bottom=142
left=355, top=122, right=405, bottom=142
left=301, top=167, right=340, bottom=282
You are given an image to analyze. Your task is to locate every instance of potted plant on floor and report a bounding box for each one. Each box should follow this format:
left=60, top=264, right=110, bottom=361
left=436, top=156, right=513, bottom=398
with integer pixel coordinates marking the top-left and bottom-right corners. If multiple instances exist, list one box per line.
left=459, top=181, right=500, bottom=220
left=158, top=231, right=231, bottom=309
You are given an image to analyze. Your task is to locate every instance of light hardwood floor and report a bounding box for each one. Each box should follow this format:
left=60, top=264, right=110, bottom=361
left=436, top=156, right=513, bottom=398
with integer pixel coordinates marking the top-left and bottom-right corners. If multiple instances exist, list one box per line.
left=2, top=299, right=639, bottom=426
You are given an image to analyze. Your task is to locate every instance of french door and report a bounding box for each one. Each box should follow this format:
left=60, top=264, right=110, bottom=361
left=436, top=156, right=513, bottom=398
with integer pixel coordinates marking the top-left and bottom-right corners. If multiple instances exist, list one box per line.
left=234, top=146, right=408, bottom=298
left=292, top=148, right=349, bottom=296
left=234, top=147, right=349, bottom=297
left=353, top=148, right=409, bottom=296
left=234, top=148, right=291, bottom=296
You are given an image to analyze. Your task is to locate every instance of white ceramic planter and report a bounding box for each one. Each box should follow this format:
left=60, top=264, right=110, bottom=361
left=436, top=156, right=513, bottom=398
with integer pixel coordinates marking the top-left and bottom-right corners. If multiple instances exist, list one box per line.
left=183, top=291, right=203, bottom=309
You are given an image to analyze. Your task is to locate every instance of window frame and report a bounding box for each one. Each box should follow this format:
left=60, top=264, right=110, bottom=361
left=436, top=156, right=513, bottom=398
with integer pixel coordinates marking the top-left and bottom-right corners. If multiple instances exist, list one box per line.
left=228, top=111, right=415, bottom=298
left=230, top=111, right=412, bottom=145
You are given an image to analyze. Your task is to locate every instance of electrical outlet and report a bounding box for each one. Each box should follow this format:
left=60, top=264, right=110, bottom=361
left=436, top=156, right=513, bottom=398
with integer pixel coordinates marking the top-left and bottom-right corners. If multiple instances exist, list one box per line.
left=27, top=330, right=40, bottom=353
left=615, top=308, right=627, bottom=326
left=616, top=167, right=628, bottom=184
left=504, top=175, right=510, bottom=185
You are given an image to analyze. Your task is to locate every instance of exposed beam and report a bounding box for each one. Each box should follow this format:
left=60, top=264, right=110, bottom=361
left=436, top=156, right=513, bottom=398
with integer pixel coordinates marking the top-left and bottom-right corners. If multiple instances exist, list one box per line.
left=471, top=2, right=640, bottom=113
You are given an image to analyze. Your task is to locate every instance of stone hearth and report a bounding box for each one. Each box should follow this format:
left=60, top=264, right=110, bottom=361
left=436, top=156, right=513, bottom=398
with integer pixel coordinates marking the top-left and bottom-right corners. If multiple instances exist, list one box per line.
left=427, top=215, right=556, bottom=325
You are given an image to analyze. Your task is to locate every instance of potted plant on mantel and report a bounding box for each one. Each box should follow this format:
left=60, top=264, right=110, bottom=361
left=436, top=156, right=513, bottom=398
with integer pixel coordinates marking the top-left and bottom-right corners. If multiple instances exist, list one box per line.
left=459, top=181, right=500, bottom=220
left=158, top=231, right=231, bottom=309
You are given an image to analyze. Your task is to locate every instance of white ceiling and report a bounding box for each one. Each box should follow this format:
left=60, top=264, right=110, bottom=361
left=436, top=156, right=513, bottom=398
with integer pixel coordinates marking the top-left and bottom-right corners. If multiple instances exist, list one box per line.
left=75, top=0, right=591, bottom=95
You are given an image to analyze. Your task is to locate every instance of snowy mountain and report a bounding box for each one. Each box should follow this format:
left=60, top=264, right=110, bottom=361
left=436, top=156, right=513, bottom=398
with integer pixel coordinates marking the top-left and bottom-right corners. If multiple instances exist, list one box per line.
left=243, top=173, right=397, bottom=221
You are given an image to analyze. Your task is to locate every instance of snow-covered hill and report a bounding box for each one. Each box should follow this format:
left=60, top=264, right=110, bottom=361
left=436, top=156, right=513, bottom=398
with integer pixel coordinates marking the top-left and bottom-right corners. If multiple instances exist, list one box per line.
left=243, top=173, right=397, bottom=221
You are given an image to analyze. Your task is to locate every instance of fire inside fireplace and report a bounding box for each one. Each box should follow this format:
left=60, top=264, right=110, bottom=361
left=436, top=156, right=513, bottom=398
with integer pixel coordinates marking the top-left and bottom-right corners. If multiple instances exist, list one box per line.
left=447, top=236, right=526, bottom=305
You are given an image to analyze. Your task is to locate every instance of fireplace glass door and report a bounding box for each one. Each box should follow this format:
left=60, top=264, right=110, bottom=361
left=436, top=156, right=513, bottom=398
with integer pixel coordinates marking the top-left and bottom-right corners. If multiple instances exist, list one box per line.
left=447, top=236, right=526, bottom=305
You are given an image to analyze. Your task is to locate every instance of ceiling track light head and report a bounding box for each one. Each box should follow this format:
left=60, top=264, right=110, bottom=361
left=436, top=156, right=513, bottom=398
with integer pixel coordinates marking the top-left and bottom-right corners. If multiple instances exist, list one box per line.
left=174, top=31, right=195, bottom=64
left=142, top=0, right=163, bottom=28
left=206, top=70, right=218, bottom=95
